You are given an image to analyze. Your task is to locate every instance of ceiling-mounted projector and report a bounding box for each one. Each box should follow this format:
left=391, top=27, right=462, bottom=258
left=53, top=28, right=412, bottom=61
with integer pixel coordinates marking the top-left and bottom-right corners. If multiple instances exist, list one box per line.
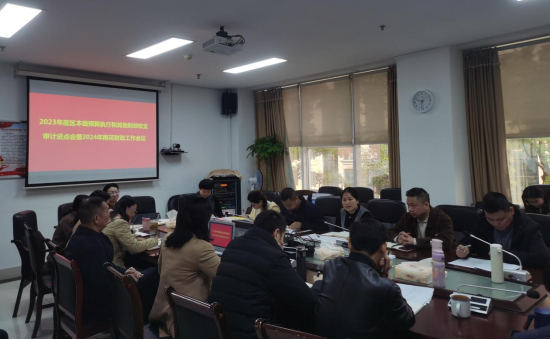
left=202, top=26, right=245, bottom=56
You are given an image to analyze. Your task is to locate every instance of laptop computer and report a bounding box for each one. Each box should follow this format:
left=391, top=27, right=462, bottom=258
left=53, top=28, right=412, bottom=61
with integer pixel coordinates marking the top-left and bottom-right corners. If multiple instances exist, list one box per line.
left=209, top=220, right=235, bottom=256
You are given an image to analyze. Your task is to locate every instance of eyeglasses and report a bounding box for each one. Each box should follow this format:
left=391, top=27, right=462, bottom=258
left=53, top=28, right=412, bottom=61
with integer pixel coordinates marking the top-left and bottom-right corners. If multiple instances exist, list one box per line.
left=108, top=191, right=119, bottom=196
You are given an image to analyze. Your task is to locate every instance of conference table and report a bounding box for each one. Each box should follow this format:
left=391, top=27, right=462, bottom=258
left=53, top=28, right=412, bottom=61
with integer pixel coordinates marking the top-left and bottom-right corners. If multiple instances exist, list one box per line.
left=306, top=247, right=548, bottom=338
left=134, top=226, right=549, bottom=339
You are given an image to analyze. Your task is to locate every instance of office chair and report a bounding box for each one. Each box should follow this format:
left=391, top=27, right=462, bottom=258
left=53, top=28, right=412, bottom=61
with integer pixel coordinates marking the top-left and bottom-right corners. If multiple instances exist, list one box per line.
left=133, top=196, right=157, bottom=224
left=366, top=199, right=406, bottom=229
left=436, top=205, right=481, bottom=244
left=353, top=187, right=374, bottom=206
left=51, top=254, right=112, bottom=339
left=165, top=286, right=231, bottom=338
left=255, top=319, right=324, bottom=339
left=57, top=203, right=73, bottom=223
left=315, top=196, right=342, bottom=226
left=380, top=188, right=402, bottom=201
left=318, top=186, right=343, bottom=197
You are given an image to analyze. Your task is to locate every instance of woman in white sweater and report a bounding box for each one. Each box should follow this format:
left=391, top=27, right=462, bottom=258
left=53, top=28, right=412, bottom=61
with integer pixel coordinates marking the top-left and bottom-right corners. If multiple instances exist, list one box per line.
left=247, top=190, right=281, bottom=220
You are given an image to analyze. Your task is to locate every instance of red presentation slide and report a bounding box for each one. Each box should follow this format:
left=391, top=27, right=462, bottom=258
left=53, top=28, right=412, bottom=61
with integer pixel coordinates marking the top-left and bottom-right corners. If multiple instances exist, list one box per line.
left=29, top=93, right=157, bottom=172
left=210, top=223, right=233, bottom=248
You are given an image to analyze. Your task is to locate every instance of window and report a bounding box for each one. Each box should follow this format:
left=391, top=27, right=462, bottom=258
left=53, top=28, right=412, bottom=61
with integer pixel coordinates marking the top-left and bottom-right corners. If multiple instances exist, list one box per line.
left=500, top=41, right=550, bottom=204
left=357, top=144, right=389, bottom=197
left=290, top=147, right=302, bottom=190
left=307, top=147, right=354, bottom=190
left=282, top=70, right=390, bottom=193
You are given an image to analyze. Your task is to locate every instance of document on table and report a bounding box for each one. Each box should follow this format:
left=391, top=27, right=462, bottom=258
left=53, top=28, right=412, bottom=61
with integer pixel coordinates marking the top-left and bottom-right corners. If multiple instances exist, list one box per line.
left=397, top=283, right=434, bottom=315
left=387, top=242, right=415, bottom=252
left=448, top=258, right=519, bottom=272
left=322, top=231, right=349, bottom=238
left=304, top=234, right=347, bottom=245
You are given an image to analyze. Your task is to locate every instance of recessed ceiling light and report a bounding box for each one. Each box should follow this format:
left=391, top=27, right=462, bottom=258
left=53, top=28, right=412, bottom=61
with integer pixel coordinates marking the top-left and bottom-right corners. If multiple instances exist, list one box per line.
left=0, top=3, right=42, bottom=38
left=127, top=38, right=193, bottom=59
left=223, top=58, right=287, bottom=74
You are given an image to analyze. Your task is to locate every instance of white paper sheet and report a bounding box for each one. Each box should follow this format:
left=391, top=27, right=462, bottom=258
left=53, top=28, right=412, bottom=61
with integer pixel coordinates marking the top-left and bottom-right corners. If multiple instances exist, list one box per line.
left=323, top=231, right=349, bottom=238
left=448, top=258, right=519, bottom=272
left=397, top=283, right=434, bottom=315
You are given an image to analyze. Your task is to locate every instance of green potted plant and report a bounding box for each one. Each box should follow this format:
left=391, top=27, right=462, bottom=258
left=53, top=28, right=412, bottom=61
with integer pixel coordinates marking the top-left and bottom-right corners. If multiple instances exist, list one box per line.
left=246, top=134, right=284, bottom=190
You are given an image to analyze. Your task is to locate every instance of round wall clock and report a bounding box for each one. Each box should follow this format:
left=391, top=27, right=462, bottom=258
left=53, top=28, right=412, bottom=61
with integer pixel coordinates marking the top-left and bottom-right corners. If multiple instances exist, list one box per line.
left=412, top=90, right=434, bottom=113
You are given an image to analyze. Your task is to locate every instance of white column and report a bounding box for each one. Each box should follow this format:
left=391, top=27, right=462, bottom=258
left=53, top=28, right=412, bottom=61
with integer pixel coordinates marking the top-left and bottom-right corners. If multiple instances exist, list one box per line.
left=396, top=46, right=472, bottom=205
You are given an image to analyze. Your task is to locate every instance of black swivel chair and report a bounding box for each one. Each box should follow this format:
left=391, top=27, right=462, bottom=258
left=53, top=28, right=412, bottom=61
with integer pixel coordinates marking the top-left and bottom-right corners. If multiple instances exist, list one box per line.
left=319, top=186, right=343, bottom=197
left=315, top=196, right=343, bottom=227
left=167, top=195, right=180, bottom=212
left=260, top=190, right=279, bottom=202
left=353, top=187, right=374, bottom=206
left=527, top=213, right=550, bottom=248
left=12, top=211, right=51, bottom=319
left=24, top=227, right=54, bottom=338
left=366, top=199, right=407, bottom=230
left=133, top=196, right=157, bottom=224
left=57, top=203, right=73, bottom=223
left=380, top=188, right=402, bottom=201
left=436, top=205, right=481, bottom=245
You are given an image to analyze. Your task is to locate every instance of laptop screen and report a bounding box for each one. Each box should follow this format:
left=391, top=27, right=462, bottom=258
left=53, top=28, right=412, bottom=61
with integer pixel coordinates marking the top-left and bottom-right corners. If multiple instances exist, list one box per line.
left=210, top=222, right=234, bottom=248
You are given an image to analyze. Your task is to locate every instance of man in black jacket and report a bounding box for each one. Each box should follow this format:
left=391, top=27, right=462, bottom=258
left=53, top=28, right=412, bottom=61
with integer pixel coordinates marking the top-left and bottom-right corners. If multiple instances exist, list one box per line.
left=65, top=197, right=156, bottom=323
left=209, top=210, right=318, bottom=338
left=280, top=187, right=328, bottom=233
left=457, top=192, right=549, bottom=269
left=315, top=218, right=415, bottom=338
left=196, top=179, right=223, bottom=217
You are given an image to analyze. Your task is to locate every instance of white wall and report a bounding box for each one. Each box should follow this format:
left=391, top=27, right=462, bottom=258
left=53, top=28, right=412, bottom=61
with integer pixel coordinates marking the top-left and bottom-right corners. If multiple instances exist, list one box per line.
left=0, top=63, right=255, bottom=276
left=232, top=89, right=257, bottom=212
left=396, top=47, right=472, bottom=206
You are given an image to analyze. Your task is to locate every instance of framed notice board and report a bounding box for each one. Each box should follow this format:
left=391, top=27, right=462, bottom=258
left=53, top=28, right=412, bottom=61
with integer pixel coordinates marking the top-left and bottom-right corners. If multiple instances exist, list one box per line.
left=0, top=121, right=27, bottom=179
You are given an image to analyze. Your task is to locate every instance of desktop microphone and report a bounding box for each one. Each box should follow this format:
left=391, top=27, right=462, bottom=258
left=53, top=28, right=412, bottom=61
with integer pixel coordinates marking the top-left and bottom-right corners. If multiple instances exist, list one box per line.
left=457, top=284, right=540, bottom=299
left=464, top=231, right=524, bottom=270
left=324, top=221, right=349, bottom=232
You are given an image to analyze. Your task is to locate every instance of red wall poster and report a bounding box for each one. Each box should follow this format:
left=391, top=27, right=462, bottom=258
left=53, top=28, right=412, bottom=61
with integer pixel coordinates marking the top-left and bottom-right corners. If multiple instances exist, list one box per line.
left=0, top=122, right=27, bottom=178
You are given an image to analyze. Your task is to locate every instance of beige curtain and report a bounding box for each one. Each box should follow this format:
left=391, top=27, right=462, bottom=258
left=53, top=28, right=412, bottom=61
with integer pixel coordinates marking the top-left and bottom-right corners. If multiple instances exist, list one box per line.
left=254, top=89, right=294, bottom=191
left=387, top=66, right=401, bottom=188
left=464, top=48, right=511, bottom=202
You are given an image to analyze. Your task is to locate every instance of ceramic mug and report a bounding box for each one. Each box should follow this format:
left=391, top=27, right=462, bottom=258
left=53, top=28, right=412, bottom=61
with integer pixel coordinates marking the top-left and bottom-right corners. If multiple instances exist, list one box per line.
left=450, top=294, right=471, bottom=318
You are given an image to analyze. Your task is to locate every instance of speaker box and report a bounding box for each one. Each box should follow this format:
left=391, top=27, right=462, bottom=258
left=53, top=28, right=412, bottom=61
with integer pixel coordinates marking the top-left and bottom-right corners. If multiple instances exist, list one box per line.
left=222, top=92, right=237, bottom=115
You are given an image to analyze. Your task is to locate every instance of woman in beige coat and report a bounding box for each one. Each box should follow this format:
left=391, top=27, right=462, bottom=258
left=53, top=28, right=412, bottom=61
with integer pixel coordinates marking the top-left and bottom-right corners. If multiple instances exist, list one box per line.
left=149, top=196, right=220, bottom=338
left=103, top=195, right=158, bottom=268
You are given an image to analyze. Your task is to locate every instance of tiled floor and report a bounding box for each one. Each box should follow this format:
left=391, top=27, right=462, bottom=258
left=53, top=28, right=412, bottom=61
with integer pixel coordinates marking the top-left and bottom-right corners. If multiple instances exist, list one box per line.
left=0, top=280, right=55, bottom=339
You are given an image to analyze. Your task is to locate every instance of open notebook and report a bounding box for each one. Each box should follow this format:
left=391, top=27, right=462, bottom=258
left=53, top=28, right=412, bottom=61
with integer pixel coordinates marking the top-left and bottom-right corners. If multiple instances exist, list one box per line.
left=397, top=283, right=434, bottom=315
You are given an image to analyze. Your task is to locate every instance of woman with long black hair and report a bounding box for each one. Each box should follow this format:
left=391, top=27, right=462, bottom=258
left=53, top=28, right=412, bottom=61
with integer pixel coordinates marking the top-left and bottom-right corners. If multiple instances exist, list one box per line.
left=149, top=196, right=220, bottom=338
left=522, top=186, right=550, bottom=215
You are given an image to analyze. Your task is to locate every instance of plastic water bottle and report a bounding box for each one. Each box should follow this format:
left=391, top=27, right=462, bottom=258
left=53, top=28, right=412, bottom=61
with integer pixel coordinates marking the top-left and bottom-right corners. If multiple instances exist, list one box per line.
left=431, top=239, right=445, bottom=288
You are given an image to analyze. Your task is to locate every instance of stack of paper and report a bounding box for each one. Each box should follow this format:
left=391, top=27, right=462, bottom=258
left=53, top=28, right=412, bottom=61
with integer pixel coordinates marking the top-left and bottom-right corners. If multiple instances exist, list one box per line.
left=397, top=283, right=434, bottom=315
left=448, top=258, right=519, bottom=272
